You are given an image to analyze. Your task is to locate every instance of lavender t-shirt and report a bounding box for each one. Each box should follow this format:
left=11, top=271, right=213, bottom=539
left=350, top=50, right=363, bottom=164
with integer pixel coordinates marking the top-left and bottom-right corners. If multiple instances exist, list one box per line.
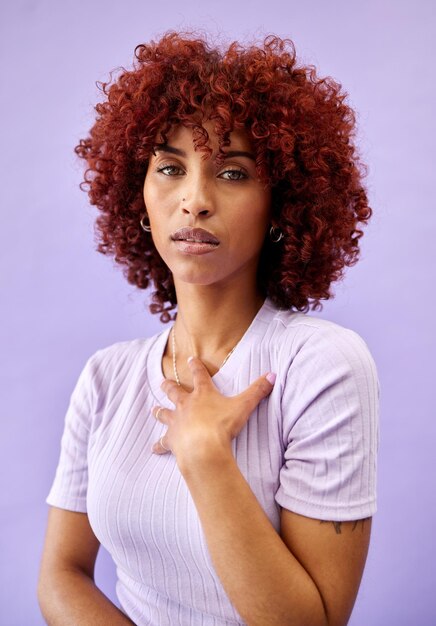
left=46, top=296, right=380, bottom=625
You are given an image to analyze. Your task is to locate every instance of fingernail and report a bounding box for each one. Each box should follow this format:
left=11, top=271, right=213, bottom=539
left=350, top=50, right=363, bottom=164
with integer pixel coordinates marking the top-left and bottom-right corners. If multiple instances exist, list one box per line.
left=266, top=372, right=276, bottom=385
left=187, top=356, right=195, bottom=364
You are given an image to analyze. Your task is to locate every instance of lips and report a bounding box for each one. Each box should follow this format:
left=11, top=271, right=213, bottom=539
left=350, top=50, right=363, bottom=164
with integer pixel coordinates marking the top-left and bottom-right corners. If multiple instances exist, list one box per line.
left=171, top=227, right=220, bottom=245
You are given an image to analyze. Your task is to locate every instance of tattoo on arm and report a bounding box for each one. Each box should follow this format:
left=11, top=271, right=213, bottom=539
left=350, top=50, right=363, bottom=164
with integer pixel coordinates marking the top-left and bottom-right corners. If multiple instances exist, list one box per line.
left=320, top=517, right=370, bottom=535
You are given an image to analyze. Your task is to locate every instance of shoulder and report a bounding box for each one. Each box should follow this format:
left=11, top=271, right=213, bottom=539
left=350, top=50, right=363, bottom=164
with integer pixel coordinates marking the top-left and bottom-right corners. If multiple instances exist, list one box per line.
left=83, top=332, right=162, bottom=384
left=273, top=306, right=369, bottom=344
left=275, top=311, right=381, bottom=472
left=89, top=335, right=152, bottom=363
left=269, top=308, right=379, bottom=391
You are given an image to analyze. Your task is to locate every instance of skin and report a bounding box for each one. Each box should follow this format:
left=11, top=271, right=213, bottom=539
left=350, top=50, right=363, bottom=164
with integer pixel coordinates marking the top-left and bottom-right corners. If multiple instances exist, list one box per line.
left=38, top=117, right=371, bottom=626
left=142, top=118, right=273, bottom=391
left=140, top=118, right=372, bottom=626
left=148, top=360, right=371, bottom=626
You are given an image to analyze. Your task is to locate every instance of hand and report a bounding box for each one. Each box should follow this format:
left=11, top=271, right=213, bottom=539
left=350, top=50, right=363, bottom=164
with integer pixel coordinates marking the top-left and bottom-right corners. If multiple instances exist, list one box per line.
left=151, top=356, right=276, bottom=464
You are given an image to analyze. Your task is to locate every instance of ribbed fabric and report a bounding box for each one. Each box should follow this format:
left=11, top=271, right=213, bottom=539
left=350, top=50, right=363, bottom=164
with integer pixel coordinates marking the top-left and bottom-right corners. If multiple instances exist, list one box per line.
left=46, top=296, right=380, bottom=625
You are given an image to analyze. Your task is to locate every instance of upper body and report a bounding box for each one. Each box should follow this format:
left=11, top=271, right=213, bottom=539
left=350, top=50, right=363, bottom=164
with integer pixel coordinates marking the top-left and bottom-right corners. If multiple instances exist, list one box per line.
left=46, top=296, right=379, bottom=625
left=40, top=31, right=379, bottom=626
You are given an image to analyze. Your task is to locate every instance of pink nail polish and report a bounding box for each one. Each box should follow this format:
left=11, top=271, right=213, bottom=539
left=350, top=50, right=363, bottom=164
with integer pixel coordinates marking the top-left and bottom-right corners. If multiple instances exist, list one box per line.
left=266, top=372, right=276, bottom=385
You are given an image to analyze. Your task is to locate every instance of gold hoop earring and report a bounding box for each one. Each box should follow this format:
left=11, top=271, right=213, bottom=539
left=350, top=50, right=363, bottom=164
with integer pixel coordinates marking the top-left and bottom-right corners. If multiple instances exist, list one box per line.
left=140, top=214, right=152, bottom=232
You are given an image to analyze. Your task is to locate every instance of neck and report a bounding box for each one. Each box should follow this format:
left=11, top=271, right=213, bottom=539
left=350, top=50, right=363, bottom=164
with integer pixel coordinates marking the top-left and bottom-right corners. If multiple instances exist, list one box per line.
left=171, top=280, right=266, bottom=362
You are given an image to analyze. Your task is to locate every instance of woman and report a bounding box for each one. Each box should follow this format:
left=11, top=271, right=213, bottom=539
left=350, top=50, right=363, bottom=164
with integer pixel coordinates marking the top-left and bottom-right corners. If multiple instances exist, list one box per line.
left=38, top=31, right=380, bottom=626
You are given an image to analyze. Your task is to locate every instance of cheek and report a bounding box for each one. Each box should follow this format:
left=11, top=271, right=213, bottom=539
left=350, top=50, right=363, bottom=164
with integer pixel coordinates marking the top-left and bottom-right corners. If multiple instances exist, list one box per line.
left=229, top=201, right=270, bottom=244
left=143, top=168, right=166, bottom=206
left=142, top=187, right=169, bottom=234
left=222, top=224, right=267, bottom=267
left=142, top=179, right=157, bottom=209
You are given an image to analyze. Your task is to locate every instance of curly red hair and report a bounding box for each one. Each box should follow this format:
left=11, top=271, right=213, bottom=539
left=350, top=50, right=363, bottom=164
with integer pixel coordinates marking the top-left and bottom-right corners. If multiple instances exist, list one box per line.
left=74, top=30, right=372, bottom=323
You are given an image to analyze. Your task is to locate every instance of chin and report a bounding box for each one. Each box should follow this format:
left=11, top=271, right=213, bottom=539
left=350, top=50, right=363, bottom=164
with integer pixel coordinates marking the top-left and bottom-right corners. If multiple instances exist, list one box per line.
left=174, top=271, right=223, bottom=285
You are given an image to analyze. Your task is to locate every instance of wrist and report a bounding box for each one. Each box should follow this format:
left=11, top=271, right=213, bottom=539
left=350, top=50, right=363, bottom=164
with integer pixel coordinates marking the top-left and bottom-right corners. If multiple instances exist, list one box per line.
left=176, top=434, right=234, bottom=477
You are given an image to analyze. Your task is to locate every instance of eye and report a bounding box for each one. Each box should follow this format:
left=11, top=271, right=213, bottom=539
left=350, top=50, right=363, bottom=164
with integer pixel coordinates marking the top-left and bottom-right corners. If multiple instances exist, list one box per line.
left=220, top=168, right=248, bottom=181
left=155, top=163, right=248, bottom=181
left=156, top=164, right=183, bottom=176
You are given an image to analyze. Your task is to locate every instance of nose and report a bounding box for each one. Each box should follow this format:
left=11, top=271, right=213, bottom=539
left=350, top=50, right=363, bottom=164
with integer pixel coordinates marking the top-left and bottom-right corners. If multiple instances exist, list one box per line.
left=180, top=171, right=215, bottom=218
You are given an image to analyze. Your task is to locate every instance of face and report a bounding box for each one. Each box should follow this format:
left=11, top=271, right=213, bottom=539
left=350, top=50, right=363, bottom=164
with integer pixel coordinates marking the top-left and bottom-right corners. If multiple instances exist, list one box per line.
left=142, top=119, right=272, bottom=290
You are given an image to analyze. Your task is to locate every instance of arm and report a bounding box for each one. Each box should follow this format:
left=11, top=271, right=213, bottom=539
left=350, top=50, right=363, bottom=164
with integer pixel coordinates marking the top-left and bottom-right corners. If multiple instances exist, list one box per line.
left=38, top=507, right=135, bottom=625
left=153, top=355, right=375, bottom=626
left=179, top=447, right=370, bottom=626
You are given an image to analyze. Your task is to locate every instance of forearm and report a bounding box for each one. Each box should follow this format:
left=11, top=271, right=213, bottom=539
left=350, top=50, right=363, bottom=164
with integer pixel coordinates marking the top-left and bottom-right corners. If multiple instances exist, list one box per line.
left=38, top=568, right=135, bottom=626
left=179, top=448, right=328, bottom=626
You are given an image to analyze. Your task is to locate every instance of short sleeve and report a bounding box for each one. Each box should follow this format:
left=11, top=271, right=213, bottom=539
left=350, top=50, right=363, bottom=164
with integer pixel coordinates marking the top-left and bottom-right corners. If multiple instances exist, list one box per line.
left=275, top=325, right=380, bottom=521
left=45, top=353, right=97, bottom=513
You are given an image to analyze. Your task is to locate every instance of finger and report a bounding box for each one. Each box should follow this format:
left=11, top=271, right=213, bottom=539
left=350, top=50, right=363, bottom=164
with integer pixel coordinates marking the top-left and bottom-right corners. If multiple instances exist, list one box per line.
left=187, top=356, right=213, bottom=391
left=152, top=435, right=172, bottom=455
left=237, top=372, right=276, bottom=413
left=151, top=406, right=171, bottom=425
left=160, top=378, right=185, bottom=403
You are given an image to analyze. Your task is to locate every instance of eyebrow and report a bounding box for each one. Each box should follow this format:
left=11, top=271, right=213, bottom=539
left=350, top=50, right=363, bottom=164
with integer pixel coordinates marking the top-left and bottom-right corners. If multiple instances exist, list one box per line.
left=153, top=144, right=255, bottom=161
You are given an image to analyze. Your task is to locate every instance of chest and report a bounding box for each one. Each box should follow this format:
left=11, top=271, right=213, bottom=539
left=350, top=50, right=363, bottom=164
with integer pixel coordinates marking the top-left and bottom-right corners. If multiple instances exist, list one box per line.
left=85, top=390, right=284, bottom=578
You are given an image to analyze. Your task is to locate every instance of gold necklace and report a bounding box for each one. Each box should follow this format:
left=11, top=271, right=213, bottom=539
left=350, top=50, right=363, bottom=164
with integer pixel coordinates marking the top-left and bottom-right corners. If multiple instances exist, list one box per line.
left=171, top=325, right=237, bottom=386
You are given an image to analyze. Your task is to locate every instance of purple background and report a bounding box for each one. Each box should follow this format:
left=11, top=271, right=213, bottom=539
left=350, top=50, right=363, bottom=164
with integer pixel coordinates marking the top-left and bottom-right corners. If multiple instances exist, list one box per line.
left=1, top=1, right=435, bottom=624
